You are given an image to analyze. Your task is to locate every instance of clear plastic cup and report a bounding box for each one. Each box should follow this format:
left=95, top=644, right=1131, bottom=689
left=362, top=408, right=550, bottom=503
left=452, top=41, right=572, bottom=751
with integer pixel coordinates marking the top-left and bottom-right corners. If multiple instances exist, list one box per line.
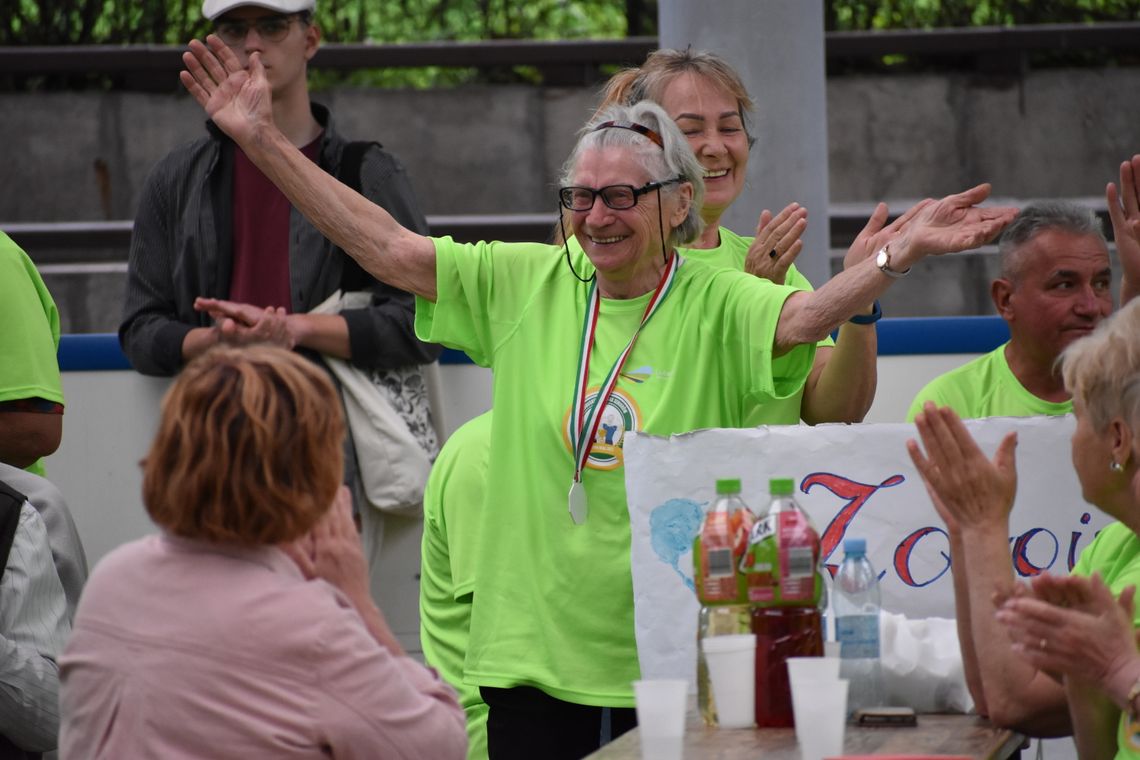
left=795, top=678, right=848, bottom=760
left=632, top=679, right=687, bottom=760
left=701, top=633, right=756, bottom=729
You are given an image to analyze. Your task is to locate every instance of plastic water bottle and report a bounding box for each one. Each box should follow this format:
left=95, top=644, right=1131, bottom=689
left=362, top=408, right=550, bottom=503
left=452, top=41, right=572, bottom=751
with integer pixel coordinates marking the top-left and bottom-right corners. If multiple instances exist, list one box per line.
left=694, top=478, right=754, bottom=726
left=834, top=537, right=885, bottom=715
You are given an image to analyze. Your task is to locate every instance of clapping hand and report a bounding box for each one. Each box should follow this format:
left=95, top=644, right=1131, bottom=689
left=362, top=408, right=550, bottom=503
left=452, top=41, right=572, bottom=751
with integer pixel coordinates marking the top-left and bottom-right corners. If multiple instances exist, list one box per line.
left=744, top=203, right=808, bottom=285
left=282, top=486, right=371, bottom=604
left=194, top=297, right=296, bottom=349
left=996, top=573, right=1139, bottom=694
left=906, top=403, right=1019, bottom=534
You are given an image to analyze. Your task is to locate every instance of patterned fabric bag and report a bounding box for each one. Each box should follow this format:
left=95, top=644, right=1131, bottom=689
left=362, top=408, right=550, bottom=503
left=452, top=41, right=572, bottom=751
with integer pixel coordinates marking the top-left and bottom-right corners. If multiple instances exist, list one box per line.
left=312, top=290, right=439, bottom=516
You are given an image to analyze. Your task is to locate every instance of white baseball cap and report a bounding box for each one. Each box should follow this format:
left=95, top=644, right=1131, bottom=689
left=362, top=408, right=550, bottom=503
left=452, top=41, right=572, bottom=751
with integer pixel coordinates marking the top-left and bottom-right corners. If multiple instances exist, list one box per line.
left=202, top=0, right=315, bottom=21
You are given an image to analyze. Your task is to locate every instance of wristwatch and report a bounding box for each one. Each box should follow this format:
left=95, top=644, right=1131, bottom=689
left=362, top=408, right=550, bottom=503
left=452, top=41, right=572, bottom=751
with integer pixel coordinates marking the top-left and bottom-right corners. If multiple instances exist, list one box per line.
left=876, top=243, right=911, bottom=279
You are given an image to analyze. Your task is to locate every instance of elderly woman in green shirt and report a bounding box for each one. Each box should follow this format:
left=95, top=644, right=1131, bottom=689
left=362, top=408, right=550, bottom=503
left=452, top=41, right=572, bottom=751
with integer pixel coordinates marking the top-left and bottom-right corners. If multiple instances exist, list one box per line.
left=181, top=33, right=1015, bottom=759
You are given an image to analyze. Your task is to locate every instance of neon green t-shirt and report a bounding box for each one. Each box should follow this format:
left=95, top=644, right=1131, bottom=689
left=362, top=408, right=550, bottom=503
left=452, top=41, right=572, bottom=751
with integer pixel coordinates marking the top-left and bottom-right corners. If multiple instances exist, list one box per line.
left=0, top=232, right=64, bottom=477
left=906, top=343, right=1072, bottom=421
left=416, top=237, right=814, bottom=706
left=680, top=226, right=818, bottom=292
left=420, top=411, right=492, bottom=760
left=1072, top=523, right=1140, bottom=759
left=681, top=226, right=835, bottom=426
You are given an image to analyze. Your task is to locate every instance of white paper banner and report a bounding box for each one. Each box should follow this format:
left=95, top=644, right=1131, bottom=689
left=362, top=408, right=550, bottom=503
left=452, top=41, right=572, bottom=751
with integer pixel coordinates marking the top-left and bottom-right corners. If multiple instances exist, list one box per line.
left=624, top=416, right=1108, bottom=685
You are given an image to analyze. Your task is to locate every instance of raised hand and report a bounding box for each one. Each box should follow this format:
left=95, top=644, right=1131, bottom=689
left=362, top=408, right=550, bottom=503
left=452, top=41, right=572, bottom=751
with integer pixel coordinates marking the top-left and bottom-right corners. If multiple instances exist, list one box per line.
left=180, top=35, right=272, bottom=147
left=1107, top=155, right=1140, bottom=303
left=744, top=202, right=807, bottom=285
left=845, top=198, right=935, bottom=270
left=892, top=184, right=1018, bottom=270
left=906, top=403, right=1019, bottom=532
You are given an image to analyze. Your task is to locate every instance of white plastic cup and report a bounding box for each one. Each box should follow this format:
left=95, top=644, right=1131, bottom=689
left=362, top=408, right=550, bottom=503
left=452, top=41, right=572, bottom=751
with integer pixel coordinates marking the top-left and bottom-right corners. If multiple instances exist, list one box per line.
left=795, top=678, right=848, bottom=760
left=788, top=656, right=841, bottom=743
left=639, top=735, right=683, bottom=760
left=632, top=679, right=687, bottom=760
left=701, top=633, right=756, bottom=729
left=787, top=655, right=840, bottom=684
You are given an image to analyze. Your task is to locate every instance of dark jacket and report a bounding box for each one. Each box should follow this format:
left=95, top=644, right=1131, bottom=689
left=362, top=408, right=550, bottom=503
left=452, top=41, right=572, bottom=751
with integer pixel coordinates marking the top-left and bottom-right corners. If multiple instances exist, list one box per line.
left=119, top=102, right=441, bottom=376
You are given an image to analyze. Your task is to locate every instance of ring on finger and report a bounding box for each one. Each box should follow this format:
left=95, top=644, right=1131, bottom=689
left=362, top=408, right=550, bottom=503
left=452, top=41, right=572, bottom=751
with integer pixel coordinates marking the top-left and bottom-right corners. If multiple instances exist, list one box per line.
left=768, top=248, right=778, bottom=260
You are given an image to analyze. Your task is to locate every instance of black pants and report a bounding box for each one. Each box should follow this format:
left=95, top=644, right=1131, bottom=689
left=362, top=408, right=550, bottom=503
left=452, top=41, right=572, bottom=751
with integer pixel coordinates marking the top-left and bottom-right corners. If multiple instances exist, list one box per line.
left=481, top=686, right=638, bottom=760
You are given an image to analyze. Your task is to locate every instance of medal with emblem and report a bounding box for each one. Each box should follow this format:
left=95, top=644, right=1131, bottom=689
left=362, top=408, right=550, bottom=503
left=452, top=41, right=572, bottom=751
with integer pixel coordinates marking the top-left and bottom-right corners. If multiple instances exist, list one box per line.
left=565, top=254, right=681, bottom=524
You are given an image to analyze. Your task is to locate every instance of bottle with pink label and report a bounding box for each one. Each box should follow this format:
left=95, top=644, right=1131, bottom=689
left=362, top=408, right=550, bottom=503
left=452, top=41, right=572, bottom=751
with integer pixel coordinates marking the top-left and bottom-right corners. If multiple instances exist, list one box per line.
left=742, top=477, right=823, bottom=728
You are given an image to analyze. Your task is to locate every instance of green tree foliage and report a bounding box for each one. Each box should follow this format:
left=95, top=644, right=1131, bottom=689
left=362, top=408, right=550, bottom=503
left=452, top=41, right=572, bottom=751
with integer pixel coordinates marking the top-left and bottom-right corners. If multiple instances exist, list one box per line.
left=0, top=0, right=646, bottom=88
left=823, top=0, right=1140, bottom=72
left=2, top=0, right=1137, bottom=89
left=824, top=0, right=1140, bottom=30
left=6, top=0, right=1139, bottom=46
left=309, top=0, right=637, bottom=88
left=0, top=0, right=640, bottom=46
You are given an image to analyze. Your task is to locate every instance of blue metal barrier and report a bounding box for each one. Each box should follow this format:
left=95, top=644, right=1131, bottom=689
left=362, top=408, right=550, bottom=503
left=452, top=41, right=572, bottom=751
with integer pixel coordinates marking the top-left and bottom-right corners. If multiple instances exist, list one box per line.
left=875, top=316, right=1008, bottom=356
left=58, top=316, right=1009, bottom=372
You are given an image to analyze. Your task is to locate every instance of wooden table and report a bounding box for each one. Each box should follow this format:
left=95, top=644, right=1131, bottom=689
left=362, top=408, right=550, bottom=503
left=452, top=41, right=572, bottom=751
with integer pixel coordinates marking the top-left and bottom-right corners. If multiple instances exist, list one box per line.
left=584, top=714, right=1025, bottom=759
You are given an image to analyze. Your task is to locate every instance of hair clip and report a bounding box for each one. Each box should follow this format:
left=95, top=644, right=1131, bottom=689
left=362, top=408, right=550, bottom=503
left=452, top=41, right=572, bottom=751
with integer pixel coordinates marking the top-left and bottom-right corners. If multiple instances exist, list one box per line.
left=592, top=120, right=664, bottom=148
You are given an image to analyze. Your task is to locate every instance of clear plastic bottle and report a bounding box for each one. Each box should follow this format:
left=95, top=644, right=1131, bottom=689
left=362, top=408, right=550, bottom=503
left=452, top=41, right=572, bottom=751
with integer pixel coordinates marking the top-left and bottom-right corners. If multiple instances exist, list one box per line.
left=834, top=537, right=885, bottom=715
left=694, top=478, right=754, bottom=726
left=743, top=477, right=823, bottom=728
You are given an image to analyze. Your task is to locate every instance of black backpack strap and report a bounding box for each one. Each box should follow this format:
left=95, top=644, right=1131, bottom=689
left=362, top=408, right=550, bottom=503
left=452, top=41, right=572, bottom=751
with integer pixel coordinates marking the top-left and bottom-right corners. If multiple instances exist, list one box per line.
left=337, top=140, right=379, bottom=194
left=336, top=141, right=383, bottom=293
left=0, top=480, right=29, bottom=583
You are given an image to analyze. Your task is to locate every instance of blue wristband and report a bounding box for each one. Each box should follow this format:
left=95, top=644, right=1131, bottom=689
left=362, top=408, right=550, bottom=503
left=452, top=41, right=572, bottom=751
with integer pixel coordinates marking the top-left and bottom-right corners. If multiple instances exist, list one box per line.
left=848, top=299, right=882, bottom=325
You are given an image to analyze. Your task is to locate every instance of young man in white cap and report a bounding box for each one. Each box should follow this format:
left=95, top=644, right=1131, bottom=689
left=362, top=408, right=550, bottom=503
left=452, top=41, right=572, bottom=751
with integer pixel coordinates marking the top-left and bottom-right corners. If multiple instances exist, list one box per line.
left=121, top=0, right=437, bottom=376
left=119, top=0, right=440, bottom=541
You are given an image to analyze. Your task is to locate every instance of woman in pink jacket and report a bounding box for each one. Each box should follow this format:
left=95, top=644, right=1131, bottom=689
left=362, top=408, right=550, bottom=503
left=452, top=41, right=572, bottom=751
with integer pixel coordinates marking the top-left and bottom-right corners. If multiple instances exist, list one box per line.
left=59, top=345, right=466, bottom=759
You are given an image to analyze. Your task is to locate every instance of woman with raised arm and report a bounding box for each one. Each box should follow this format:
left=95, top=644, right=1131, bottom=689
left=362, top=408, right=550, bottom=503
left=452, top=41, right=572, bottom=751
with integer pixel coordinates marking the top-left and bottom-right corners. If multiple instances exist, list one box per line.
left=181, top=35, right=1015, bottom=759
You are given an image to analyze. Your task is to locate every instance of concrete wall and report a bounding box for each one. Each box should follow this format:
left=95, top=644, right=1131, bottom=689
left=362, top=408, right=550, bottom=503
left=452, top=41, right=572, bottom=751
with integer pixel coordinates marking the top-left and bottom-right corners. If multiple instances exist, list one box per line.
left=3, top=66, right=1137, bottom=333
left=3, top=67, right=1138, bottom=223
left=0, top=85, right=599, bottom=221
left=828, top=68, right=1140, bottom=203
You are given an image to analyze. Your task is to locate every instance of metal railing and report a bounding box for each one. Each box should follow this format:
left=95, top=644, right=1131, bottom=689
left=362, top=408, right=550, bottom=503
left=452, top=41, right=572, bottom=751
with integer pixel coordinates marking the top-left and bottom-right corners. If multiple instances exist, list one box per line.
left=2, top=22, right=1137, bottom=77
left=3, top=198, right=1114, bottom=265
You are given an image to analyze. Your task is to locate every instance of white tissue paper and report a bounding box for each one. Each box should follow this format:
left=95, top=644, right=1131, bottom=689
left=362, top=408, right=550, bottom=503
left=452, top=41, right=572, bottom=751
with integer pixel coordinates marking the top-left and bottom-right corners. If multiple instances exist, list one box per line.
left=879, top=610, right=974, bottom=714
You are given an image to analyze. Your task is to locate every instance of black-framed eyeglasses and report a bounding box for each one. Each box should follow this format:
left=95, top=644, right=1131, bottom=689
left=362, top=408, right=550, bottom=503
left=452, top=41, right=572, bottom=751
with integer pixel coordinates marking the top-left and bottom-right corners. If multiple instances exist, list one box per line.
left=558, top=177, right=682, bottom=212
left=215, top=14, right=300, bottom=45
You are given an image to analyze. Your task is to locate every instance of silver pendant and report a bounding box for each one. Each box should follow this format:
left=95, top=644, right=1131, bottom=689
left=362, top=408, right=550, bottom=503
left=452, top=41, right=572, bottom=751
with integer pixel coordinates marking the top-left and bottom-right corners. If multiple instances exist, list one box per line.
left=568, top=481, right=588, bottom=525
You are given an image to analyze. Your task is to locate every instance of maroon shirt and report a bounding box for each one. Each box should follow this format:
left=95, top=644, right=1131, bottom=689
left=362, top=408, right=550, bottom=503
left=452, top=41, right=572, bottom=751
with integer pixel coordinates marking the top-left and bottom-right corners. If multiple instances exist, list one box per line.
left=229, top=135, right=322, bottom=310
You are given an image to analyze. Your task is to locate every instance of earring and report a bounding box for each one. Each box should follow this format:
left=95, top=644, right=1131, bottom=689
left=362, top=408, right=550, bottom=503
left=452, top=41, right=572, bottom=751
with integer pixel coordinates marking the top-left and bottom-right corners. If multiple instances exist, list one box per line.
left=1111, top=460, right=1125, bottom=473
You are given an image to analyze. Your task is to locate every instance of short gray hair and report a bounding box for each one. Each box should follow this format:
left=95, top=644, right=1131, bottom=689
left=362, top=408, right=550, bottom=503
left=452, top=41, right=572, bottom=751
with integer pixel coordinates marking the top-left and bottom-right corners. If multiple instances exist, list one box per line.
left=1061, top=297, right=1140, bottom=436
left=560, top=100, right=705, bottom=247
left=998, top=201, right=1107, bottom=282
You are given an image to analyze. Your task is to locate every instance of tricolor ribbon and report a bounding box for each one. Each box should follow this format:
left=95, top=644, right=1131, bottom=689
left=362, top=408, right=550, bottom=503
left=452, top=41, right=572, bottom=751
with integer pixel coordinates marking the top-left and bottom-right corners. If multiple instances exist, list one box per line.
left=566, top=253, right=682, bottom=524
